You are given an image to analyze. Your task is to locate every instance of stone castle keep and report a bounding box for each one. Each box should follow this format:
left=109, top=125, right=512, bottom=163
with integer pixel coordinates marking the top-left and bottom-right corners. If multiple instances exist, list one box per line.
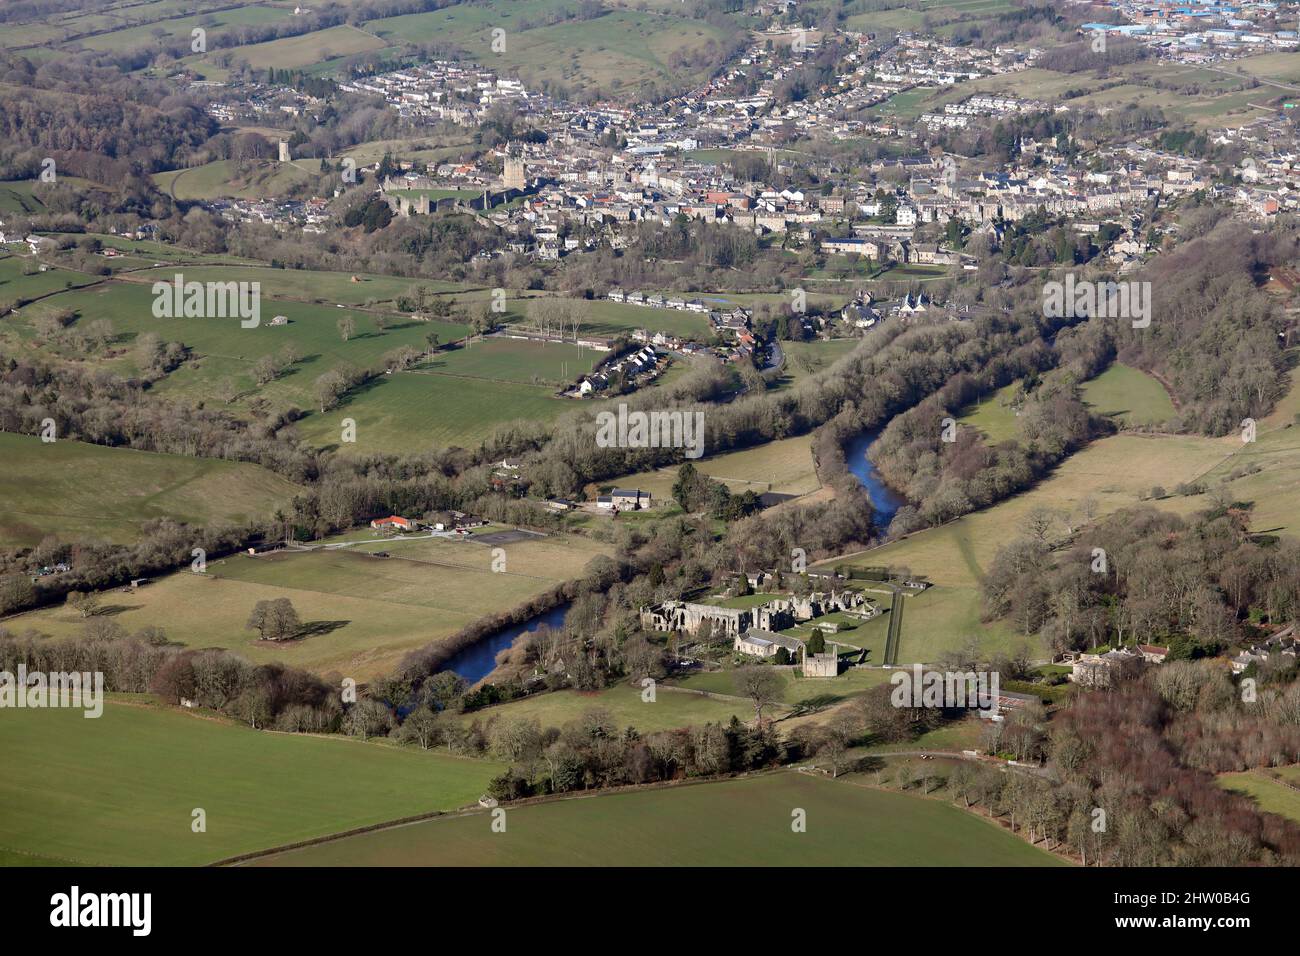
left=639, top=589, right=867, bottom=638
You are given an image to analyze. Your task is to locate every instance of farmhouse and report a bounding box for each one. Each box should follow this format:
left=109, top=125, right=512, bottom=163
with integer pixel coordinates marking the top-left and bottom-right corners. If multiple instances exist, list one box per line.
left=1137, top=643, right=1170, bottom=663
left=598, top=488, right=651, bottom=510
left=1069, top=648, right=1142, bottom=687
left=371, top=515, right=414, bottom=531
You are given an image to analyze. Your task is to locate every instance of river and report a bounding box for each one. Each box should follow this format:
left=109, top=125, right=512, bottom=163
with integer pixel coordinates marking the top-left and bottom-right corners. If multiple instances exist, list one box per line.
left=843, top=428, right=909, bottom=527
left=439, top=602, right=570, bottom=684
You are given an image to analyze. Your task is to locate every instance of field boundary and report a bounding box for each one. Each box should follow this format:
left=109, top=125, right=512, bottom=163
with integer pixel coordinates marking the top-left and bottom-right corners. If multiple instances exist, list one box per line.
left=220, top=767, right=791, bottom=866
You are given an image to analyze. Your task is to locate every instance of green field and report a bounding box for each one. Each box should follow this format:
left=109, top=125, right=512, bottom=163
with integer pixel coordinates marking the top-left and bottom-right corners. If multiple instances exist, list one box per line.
left=779, top=338, right=860, bottom=388
left=362, top=1, right=732, bottom=96
left=78, top=4, right=292, bottom=52
left=0, top=0, right=214, bottom=50
left=292, top=367, right=578, bottom=453
left=0, top=181, right=49, bottom=216
left=1080, top=363, right=1176, bottom=428
left=466, top=682, right=752, bottom=734
left=672, top=665, right=895, bottom=707
left=604, top=432, right=822, bottom=503
left=126, top=264, right=465, bottom=308
left=12, top=277, right=633, bottom=454
left=903, top=58, right=1278, bottom=129
left=957, top=381, right=1023, bottom=444
left=209, top=23, right=388, bottom=71
left=1179, top=363, right=1300, bottom=538
left=154, top=158, right=324, bottom=201
left=421, top=337, right=599, bottom=386
left=1219, top=769, right=1300, bottom=824
left=866, top=87, right=939, bottom=120
left=0, top=254, right=101, bottom=304
left=16, top=278, right=467, bottom=416
left=12, top=531, right=611, bottom=678
left=252, top=771, right=1063, bottom=866
left=0, top=699, right=503, bottom=866
left=0, top=432, right=300, bottom=548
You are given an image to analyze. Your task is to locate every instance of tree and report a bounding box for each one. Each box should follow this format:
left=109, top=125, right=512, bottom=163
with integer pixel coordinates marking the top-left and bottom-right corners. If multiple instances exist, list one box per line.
left=0, top=574, right=35, bottom=615
left=397, top=708, right=442, bottom=750
left=234, top=687, right=273, bottom=729
left=67, top=590, right=100, bottom=619
left=247, top=600, right=272, bottom=640
left=252, top=354, right=279, bottom=385
left=821, top=712, right=859, bottom=777
left=733, top=666, right=784, bottom=726
left=343, top=699, right=392, bottom=739
left=264, top=598, right=301, bottom=641
left=337, top=316, right=356, bottom=342
left=314, top=369, right=348, bottom=412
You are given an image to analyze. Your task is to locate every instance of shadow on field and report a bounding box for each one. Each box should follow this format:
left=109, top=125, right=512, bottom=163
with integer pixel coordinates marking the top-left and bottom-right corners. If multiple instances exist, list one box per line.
left=295, top=620, right=350, bottom=639
left=94, top=604, right=141, bottom=617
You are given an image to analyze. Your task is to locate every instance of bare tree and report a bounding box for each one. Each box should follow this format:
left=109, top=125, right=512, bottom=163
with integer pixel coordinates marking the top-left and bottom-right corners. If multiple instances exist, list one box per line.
left=733, top=666, right=784, bottom=726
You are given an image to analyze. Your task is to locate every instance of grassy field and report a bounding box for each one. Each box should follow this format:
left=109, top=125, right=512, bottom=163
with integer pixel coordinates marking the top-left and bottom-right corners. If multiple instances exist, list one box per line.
left=825, top=433, right=1235, bottom=662
left=906, top=59, right=1277, bottom=129
left=78, top=4, right=292, bottom=52
left=0, top=0, right=221, bottom=50
left=1218, top=770, right=1300, bottom=825
left=518, top=297, right=712, bottom=339
left=421, top=337, right=599, bottom=386
left=866, top=86, right=939, bottom=120
left=779, top=338, right=860, bottom=388
left=13, top=277, right=626, bottom=454
left=0, top=181, right=50, bottom=216
left=208, top=23, right=387, bottom=71
left=154, top=158, right=324, bottom=201
left=0, top=699, right=503, bottom=866
left=1080, top=363, right=1176, bottom=428
left=0, top=254, right=101, bottom=303
left=672, top=665, right=895, bottom=707
left=10, top=532, right=610, bottom=678
left=125, top=264, right=466, bottom=308
left=1184, top=363, right=1300, bottom=537
left=362, top=1, right=732, bottom=96
left=465, top=682, right=752, bottom=734
left=0, top=432, right=300, bottom=548
left=251, top=770, right=1062, bottom=866
left=957, top=381, right=1022, bottom=444
left=1231, top=52, right=1300, bottom=87
left=601, top=432, right=822, bottom=504
left=292, top=367, right=578, bottom=453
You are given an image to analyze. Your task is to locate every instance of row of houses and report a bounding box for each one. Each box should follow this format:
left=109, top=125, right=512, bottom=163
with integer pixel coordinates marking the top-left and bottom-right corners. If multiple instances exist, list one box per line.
left=575, top=345, right=662, bottom=397
left=607, top=289, right=712, bottom=312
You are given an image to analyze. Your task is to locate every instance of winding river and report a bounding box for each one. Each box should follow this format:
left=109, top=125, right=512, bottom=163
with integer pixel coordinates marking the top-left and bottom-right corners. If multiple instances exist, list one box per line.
left=440, top=602, right=570, bottom=684
left=843, top=428, right=909, bottom=526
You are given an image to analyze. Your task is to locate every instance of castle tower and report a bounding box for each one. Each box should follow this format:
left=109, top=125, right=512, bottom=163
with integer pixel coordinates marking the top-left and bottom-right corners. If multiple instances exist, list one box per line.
left=503, top=156, right=526, bottom=191
left=278, top=140, right=290, bottom=163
